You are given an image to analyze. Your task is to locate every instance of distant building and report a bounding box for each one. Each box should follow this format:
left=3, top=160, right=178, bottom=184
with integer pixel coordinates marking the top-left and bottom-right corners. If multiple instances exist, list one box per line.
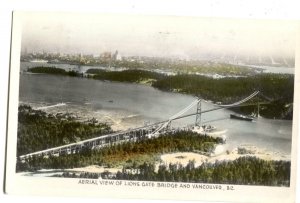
left=112, top=50, right=122, bottom=61
left=100, top=52, right=112, bottom=61
left=112, top=50, right=118, bottom=60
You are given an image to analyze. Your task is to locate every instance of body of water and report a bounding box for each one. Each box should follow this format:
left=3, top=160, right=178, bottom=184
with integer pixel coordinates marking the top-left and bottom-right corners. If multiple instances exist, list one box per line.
left=19, top=62, right=293, bottom=154
left=242, top=64, right=294, bottom=74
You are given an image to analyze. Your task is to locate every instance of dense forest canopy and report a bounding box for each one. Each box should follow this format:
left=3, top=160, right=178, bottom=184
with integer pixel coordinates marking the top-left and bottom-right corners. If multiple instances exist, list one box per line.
left=111, top=156, right=290, bottom=186
left=17, top=120, right=223, bottom=170
left=86, top=69, right=164, bottom=83
left=17, top=105, right=112, bottom=156
left=87, top=69, right=294, bottom=119
left=18, top=64, right=293, bottom=187
left=27, top=66, right=294, bottom=119
left=16, top=106, right=291, bottom=187
left=28, top=66, right=80, bottom=77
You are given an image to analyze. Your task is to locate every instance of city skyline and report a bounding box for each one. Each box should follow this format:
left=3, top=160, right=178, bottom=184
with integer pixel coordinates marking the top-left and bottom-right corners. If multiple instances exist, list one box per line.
left=21, top=12, right=297, bottom=60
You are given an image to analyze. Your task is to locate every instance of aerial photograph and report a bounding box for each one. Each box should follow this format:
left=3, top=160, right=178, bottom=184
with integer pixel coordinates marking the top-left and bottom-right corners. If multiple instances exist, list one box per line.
left=16, top=12, right=295, bottom=187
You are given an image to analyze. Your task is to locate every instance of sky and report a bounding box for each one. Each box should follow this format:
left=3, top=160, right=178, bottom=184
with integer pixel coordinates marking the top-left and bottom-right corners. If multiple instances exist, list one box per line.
left=20, top=12, right=298, bottom=59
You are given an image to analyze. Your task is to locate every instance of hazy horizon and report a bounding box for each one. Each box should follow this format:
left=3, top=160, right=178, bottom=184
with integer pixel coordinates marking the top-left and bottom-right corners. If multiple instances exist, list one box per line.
left=20, top=12, right=297, bottom=60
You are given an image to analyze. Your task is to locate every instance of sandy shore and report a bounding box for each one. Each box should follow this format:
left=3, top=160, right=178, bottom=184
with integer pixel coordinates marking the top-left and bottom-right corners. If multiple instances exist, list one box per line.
left=52, top=145, right=290, bottom=175
left=160, top=152, right=208, bottom=168
left=159, top=145, right=290, bottom=169
left=19, top=101, right=291, bottom=177
left=58, top=145, right=291, bottom=175
left=22, top=144, right=290, bottom=177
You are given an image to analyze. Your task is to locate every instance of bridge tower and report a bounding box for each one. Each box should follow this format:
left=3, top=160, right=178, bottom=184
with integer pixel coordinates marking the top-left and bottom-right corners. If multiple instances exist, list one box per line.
left=195, top=99, right=202, bottom=126
left=166, top=120, right=172, bottom=132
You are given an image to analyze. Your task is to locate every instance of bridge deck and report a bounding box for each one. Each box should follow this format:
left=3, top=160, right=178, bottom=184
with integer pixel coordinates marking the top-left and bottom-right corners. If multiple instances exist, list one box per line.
left=19, top=91, right=261, bottom=161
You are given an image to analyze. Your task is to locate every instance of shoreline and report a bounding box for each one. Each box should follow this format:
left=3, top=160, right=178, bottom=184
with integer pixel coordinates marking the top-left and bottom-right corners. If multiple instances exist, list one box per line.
left=23, top=65, right=294, bottom=120
left=159, top=145, right=290, bottom=169
left=17, top=102, right=291, bottom=177
left=19, top=101, right=144, bottom=131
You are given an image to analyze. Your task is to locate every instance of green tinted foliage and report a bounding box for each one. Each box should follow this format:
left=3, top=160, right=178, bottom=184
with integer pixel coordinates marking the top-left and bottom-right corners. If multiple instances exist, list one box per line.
left=88, top=68, right=293, bottom=119
left=111, top=157, right=290, bottom=186
left=17, top=105, right=112, bottom=156
left=18, top=130, right=221, bottom=170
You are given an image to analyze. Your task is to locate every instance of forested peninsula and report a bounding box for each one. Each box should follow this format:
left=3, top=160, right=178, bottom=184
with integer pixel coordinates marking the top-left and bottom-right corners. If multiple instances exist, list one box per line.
left=17, top=105, right=112, bottom=156
left=27, top=66, right=293, bottom=119
left=17, top=106, right=290, bottom=187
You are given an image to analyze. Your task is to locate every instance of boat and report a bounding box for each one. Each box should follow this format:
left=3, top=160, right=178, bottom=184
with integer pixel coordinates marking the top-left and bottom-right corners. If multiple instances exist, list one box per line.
left=230, top=114, right=253, bottom=121
left=202, top=125, right=216, bottom=132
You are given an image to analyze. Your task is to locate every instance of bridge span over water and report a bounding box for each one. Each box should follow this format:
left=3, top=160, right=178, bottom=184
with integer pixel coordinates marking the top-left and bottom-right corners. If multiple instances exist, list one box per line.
left=19, top=91, right=260, bottom=161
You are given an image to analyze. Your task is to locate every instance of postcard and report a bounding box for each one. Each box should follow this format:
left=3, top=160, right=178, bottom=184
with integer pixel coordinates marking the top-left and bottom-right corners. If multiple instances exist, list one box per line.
left=4, top=11, right=300, bottom=203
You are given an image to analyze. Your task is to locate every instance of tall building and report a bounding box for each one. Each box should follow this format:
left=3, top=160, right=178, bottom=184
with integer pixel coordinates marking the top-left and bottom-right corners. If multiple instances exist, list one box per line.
left=112, top=50, right=122, bottom=61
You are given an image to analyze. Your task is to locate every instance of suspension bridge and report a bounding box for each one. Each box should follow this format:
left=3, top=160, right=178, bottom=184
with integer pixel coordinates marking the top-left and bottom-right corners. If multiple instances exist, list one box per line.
left=19, top=91, right=261, bottom=161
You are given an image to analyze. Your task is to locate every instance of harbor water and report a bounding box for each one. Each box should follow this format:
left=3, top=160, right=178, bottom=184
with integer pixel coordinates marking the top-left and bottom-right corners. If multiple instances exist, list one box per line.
left=18, top=62, right=293, bottom=155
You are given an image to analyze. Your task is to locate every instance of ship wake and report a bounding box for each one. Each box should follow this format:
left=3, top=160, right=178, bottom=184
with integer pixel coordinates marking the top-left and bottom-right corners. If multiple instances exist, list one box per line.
left=35, top=103, right=66, bottom=110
